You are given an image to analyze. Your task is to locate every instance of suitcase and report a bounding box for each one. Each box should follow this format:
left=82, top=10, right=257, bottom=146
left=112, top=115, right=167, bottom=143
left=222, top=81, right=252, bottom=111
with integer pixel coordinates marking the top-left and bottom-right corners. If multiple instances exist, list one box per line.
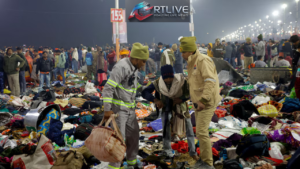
left=250, top=67, right=292, bottom=84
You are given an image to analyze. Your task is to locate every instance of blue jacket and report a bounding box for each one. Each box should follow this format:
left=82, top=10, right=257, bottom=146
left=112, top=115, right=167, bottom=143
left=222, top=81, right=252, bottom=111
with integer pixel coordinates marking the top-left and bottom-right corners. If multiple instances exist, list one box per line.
left=85, top=52, right=93, bottom=65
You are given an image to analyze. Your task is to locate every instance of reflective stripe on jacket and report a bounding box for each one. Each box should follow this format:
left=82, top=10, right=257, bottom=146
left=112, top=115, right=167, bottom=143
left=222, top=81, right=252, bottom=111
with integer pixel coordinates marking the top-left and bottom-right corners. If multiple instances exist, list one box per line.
left=103, top=58, right=142, bottom=112
left=187, top=50, right=222, bottom=108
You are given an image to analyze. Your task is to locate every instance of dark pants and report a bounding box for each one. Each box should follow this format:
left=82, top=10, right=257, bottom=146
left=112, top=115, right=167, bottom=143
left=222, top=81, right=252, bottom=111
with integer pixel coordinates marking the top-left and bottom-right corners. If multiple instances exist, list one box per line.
left=0, top=72, right=3, bottom=93
left=108, top=62, right=116, bottom=71
left=237, top=55, right=242, bottom=66
left=174, top=64, right=183, bottom=73
left=19, top=71, right=26, bottom=95
left=231, top=57, right=236, bottom=68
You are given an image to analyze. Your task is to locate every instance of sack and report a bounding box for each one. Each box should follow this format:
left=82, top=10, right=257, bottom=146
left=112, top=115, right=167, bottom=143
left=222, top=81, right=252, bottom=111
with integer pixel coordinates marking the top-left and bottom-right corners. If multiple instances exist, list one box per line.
left=39, top=87, right=56, bottom=102
left=52, top=150, right=86, bottom=169
left=75, top=123, right=94, bottom=140
left=223, top=159, right=242, bottom=169
left=12, top=134, right=57, bottom=169
left=257, top=104, right=278, bottom=118
left=287, top=146, right=300, bottom=169
left=236, top=134, right=270, bottom=158
left=231, top=100, right=259, bottom=121
left=85, top=115, right=126, bottom=163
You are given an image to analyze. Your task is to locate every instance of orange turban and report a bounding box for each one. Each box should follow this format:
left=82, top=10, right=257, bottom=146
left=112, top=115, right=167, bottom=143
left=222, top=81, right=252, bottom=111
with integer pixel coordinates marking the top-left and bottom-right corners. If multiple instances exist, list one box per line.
left=120, top=48, right=129, bottom=55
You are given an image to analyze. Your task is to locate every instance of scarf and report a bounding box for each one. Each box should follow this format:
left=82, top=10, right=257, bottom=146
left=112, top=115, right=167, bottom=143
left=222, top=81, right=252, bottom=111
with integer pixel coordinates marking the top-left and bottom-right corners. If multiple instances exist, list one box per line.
left=158, top=74, right=185, bottom=99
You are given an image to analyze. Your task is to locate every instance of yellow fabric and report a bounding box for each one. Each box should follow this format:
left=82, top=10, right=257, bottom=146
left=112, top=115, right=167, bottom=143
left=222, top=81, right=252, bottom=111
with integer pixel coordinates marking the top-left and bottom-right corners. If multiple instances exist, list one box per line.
left=195, top=107, right=215, bottom=166
left=54, top=99, right=69, bottom=108
left=120, top=48, right=129, bottom=55
left=207, top=43, right=213, bottom=57
left=258, top=105, right=278, bottom=118
left=187, top=50, right=222, bottom=107
left=4, top=89, right=11, bottom=94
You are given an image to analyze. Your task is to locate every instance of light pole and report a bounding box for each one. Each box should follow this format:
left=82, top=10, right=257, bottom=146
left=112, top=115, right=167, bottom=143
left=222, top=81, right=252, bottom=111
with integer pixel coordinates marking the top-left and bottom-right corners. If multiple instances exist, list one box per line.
left=115, top=0, right=120, bottom=60
left=296, top=0, right=299, bottom=33
left=282, top=4, right=287, bottom=35
left=190, top=0, right=195, bottom=36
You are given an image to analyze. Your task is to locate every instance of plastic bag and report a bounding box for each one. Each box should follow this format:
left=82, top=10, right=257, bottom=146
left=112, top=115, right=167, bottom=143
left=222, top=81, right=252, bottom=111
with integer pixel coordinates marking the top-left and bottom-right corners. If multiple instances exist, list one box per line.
left=257, top=104, right=278, bottom=118
left=251, top=96, right=271, bottom=105
left=218, top=116, right=248, bottom=130
left=85, top=81, right=97, bottom=94
left=218, top=70, right=230, bottom=84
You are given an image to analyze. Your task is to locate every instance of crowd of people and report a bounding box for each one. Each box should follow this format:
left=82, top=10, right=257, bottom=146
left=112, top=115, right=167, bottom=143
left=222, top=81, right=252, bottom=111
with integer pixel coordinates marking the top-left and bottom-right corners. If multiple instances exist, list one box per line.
left=197, top=35, right=294, bottom=70
left=0, top=33, right=300, bottom=168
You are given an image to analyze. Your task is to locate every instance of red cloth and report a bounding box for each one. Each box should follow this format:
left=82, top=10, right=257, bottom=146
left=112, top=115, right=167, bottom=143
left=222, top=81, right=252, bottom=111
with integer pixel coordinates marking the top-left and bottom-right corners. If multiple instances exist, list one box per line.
left=107, top=51, right=116, bottom=64
left=171, top=141, right=189, bottom=154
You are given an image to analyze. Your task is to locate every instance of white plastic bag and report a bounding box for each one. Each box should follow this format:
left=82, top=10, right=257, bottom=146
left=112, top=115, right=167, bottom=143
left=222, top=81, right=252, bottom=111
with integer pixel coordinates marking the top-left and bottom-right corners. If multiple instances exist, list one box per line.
left=85, top=81, right=97, bottom=94
left=218, top=70, right=230, bottom=84
left=251, top=95, right=271, bottom=105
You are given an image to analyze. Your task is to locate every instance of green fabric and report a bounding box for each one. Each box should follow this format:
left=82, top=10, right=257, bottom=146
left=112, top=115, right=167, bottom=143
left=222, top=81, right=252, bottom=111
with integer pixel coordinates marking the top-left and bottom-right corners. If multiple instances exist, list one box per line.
left=130, top=43, right=149, bottom=60
left=18, top=53, right=28, bottom=71
left=290, top=87, right=296, bottom=99
left=88, top=47, right=91, bottom=52
left=3, top=54, right=26, bottom=75
left=257, top=34, right=263, bottom=40
left=240, top=127, right=261, bottom=135
left=160, top=50, right=175, bottom=67
left=179, top=36, right=197, bottom=52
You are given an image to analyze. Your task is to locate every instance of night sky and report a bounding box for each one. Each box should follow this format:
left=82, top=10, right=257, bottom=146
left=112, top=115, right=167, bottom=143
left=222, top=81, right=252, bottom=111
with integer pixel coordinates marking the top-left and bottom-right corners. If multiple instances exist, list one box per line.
left=0, top=0, right=294, bottom=48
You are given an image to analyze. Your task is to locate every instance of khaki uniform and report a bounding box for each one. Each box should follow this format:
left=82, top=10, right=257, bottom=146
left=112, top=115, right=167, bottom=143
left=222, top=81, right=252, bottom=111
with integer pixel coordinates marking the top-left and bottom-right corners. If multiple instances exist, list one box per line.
left=187, top=50, right=222, bottom=166
left=87, top=51, right=98, bottom=80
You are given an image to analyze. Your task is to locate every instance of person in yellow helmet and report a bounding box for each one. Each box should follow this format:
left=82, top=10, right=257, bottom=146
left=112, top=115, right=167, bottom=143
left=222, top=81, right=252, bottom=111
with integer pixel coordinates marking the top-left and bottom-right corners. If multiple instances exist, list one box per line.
left=119, top=48, right=130, bottom=59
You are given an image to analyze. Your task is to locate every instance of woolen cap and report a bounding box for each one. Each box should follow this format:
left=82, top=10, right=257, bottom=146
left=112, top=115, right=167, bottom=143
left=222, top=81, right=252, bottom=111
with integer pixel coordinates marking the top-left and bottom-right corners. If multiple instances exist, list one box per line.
left=161, top=65, right=174, bottom=79
left=130, top=43, right=149, bottom=60
left=179, top=36, right=197, bottom=52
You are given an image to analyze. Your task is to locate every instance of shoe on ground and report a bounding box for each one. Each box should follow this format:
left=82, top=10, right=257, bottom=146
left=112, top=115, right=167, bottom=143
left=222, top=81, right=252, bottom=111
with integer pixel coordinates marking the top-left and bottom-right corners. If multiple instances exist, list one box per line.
left=191, top=159, right=215, bottom=169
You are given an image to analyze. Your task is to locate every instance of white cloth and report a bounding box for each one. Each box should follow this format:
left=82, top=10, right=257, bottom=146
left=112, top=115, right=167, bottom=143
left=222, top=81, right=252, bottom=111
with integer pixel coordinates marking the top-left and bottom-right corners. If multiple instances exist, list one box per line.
left=163, top=49, right=171, bottom=65
left=158, top=74, right=185, bottom=99
left=72, top=48, right=79, bottom=61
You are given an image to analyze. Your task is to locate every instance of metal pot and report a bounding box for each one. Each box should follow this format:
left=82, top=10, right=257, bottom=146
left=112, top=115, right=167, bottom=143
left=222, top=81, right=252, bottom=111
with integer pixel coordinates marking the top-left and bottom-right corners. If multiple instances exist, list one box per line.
left=24, top=104, right=61, bottom=132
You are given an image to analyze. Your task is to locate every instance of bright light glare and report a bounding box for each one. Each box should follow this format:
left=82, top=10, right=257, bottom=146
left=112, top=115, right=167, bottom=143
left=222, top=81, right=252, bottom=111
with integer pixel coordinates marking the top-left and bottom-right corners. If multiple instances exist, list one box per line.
left=281, top=4, right=287, bottom=9
left=273, top=11, right=279, bottom=16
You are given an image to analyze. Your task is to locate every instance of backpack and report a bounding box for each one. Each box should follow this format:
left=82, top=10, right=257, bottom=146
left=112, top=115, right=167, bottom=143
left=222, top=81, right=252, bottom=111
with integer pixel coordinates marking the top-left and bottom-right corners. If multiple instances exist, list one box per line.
left=52, top=150, right=86, bottom=169
left=86, top=53, right=93, bottom=66
left=74, top=123, right=94, bottom=140
left=287, top=146, right=300, bottom=169
left=223, top=159, right=243, bottom=169
left=236, top=134, right=270, bottom=158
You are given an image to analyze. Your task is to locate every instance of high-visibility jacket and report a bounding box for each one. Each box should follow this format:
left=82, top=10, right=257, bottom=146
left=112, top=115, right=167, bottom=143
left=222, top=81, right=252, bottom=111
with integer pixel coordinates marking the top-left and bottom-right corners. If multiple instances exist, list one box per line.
left=103, top=58, right=143, bottom=112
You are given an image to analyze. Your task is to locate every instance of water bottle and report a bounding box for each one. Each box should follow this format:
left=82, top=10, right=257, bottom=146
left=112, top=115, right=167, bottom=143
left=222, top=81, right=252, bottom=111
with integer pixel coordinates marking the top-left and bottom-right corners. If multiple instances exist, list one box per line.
left=269, top=145, right=283, bottom=160
left=296, top=68, right=300, bottom=77
left=123, top=162, right=129, bottom=169
left=137, top=159, right=143, bottom=169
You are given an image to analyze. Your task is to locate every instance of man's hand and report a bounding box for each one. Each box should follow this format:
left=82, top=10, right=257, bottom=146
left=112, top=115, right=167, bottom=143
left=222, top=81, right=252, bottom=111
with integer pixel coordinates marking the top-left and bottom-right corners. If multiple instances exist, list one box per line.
left=16, top=68, right=20, bottom=71
left=154, top=99, right=164, bottom=109
left=104, top=111, right=114, bottom=120
left=195, top=101, right=205, bottom=111
left=173, top=98, right=182, bottom=106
